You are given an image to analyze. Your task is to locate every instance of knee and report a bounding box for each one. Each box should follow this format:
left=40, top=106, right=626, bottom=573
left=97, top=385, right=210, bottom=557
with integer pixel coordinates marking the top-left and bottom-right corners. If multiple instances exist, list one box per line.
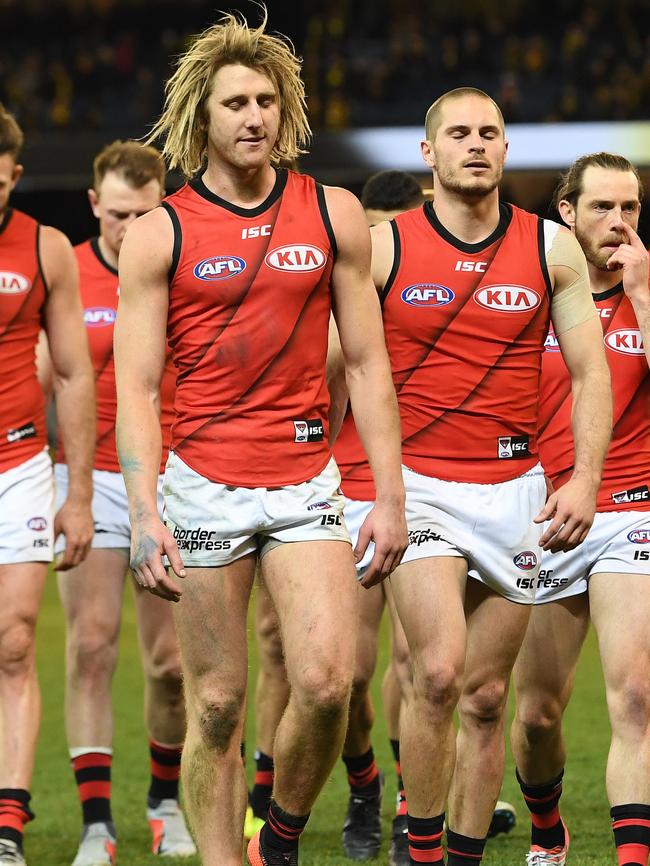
left=515, top=693, right=565, bottom=742
left=413, top=658, right=462, bottom=714
left=459, top=678, right=509, bottom=729
left=256, top=615, right=285, bottom=675
left=609, top=673, right=650, bottom=735
left=68, top=629, right=118, bottom=682
left=0, top=620, right=36, bottom=675
left=294, top=664, right=352, bottom=724
left=144, top=645, right=183, bottom=692
left=192, top=688, right=246, bottom=754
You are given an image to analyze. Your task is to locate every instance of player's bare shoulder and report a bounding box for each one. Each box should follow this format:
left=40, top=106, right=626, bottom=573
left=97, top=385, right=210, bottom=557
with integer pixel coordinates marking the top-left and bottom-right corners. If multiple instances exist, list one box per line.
left=38, top=224, right=77, bottom=290
left=322, top=184, right=369, bottom=243
left=119, top=205, right=175, bottom=283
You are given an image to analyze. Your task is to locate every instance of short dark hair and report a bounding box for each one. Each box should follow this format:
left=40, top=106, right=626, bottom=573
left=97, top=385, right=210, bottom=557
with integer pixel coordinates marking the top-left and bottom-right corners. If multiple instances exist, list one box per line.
left=93, top=140, right=165, bottom=192
left=0, top=104, right=24, bottom=160
left=554, top=152, right=644, bottom=209
left=361, top=170, right=424, bottom=213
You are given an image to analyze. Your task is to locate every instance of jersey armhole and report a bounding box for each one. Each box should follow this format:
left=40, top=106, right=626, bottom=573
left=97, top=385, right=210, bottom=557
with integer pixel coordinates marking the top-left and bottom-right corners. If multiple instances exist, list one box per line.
left=380, top=220, right=401, bottom=307
left=315, top=183, right=338, bottom=260
left=537, top=217, right=554, bottom=301
left=160, top=202, right=182, bottom=283
left=35, top=224, right=51, bottom=294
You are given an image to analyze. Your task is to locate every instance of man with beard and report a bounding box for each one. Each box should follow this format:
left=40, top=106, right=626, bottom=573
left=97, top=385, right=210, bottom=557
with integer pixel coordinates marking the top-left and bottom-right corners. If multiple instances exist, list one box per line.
left=512, top=153, right=650, bottom=866
left=370, top=88, right=612, bottom=864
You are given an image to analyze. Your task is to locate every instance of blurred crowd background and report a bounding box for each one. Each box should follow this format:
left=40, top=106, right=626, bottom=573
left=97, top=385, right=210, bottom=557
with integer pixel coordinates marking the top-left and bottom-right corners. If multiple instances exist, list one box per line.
left=2, top=0, right=650, bottom=137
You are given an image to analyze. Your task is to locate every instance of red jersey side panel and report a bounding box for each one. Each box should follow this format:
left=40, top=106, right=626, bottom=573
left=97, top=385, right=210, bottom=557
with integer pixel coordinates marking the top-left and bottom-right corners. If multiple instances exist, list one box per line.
left=0, top=209, right=47, bottom=471
left=384, top=203, right=551, bottom=483
left=334, top=408, right=375, bottom=501
left=164, top=169, right=335, bottom=487
left=57, top=239, right=174, bottom=473
left=538, top=286, right=650, bottom=511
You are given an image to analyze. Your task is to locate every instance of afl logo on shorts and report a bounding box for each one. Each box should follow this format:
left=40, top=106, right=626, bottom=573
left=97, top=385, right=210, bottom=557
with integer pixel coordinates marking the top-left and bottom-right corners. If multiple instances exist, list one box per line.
left=604, top=329, right=644, bottom=356
left=27, top=517, right=48, bottom=532
left=265, top=245, right=326, bottom=272
left=84, top=307, right=116, bottom=327
left=474, top=285, right=541, bottom=312
left=401, top=284, right=454, bottom=307
left=628, top=529, right=650, bottom=544
left=0, top=271, right=30, bottom=295
left=193, top=255, right=246, bottom=281
left=513, top=550, right=538, bottom=570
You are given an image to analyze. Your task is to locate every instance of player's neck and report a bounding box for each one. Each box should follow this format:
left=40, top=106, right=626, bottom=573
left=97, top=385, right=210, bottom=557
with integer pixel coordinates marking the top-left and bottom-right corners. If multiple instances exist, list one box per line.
left=588, top=264, right=622, bottom=296
left=201, top=159, right=277, bottom=209
left=431, top=187, right=501, bottom=244
left=97, top=235, right=119, bottom=271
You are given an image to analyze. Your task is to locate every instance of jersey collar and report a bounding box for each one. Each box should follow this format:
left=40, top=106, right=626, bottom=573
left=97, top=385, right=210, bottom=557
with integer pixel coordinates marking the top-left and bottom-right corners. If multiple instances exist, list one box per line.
left=424, top=200, right=512, bottom=254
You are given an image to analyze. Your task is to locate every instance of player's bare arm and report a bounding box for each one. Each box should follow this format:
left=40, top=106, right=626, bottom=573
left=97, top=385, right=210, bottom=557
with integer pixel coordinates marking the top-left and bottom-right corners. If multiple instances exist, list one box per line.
left=325, top=185, right=407, bottom=587
left=537, top=227, right=612, bottom=552
left=41, top=225, right=95, bottom=570
left=606, top=221, right=650, bottom=368
left=114, top=208, right=185, bottom=601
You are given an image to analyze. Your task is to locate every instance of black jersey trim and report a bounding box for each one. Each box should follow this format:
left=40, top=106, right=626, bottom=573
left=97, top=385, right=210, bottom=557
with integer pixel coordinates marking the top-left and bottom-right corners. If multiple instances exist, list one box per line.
left=593, top=281, right=624, bottom=302
left=0, top=207, right=13, bottom=237
left=380, top=220, right=401, bottom=307
left=315, top=183, right=338, bottom=259
left=90, top=236, right=119, bottom=276
left=537, top=218, right=553, bottom=300
left=36, top=224, right=50, bottom=294
left=188, top=167, right=288, bottom=217
left=424, top=200, right=512, bottom=254
left=160, top=202, right=182, bottom=282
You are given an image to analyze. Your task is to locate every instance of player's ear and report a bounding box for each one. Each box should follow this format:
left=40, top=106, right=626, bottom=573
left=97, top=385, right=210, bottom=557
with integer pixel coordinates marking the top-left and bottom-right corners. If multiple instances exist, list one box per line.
left=10, top=163, right=23, bottom=187
left=88, top=188, right=100, bottom=218
left=421, top=139, right=435, bottom=169
left=557, top=199, right=575, bottom=229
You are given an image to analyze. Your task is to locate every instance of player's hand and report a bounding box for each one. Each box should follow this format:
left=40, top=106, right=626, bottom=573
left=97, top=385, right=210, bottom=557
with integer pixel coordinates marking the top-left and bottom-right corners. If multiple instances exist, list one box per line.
left=606, top=222, right=650, bottom=304
left=53, top=497, right=94, bottom=570
left=355, top=497, right=408, bottom=588
left=130, top=516, right=186, bottom=602
left=534, top=476, right=597, bottom=553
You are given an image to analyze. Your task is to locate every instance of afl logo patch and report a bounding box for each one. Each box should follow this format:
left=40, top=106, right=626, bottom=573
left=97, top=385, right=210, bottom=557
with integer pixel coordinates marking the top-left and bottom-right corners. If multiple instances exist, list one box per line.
left=474, top=285, right=541, bottom=312
left=401, top=284, right=455, bottom=307
left=27, top=517, right=48, bottom=532
left=193, top=255, right=246, bottom=281
left=0, top=271, right=30, bottom=295
left=514, top=550, right=538, bottom=570
left=84, top=307, right=116, bottom=327
left=604, top=329, right=644, bottom=356
left=628, top=529, right=650, bottom=544
left=265, top=245, right=326, bottom=272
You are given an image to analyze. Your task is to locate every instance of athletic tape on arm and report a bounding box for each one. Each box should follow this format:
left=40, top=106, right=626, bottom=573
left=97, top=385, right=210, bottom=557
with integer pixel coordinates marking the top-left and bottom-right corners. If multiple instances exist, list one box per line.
left=545, top=224, right=598, bottom=335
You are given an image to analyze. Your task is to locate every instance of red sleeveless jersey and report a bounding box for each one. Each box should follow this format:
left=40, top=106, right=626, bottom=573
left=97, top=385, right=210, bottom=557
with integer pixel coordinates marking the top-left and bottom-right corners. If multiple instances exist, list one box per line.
left=56, top=238, right=175, bottom=473
left=334, top=408, right=374, bottom=501
left=538, top=284, right=650, bottom=512
left=383, top=202, right=552, bottom=483
left=0, top=208, right=48, bottom=472
left=162, top=168, right=336, bottom=487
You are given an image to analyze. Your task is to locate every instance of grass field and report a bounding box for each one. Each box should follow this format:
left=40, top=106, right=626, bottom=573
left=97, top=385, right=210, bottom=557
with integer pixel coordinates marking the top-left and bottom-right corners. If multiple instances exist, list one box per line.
left=27, top=575, right=616, bottom=865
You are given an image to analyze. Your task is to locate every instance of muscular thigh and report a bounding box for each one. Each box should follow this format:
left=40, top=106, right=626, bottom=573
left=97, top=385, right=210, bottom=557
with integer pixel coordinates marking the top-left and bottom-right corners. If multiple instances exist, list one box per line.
left=354, top=582, right=385, bottom=682
left=132, top=576, right=181, bottom=671
left=255, top=571, right=284, bottom=670
left=0, top=562, right=48, bottom=636
left=57, top=549, right=128, bottom=639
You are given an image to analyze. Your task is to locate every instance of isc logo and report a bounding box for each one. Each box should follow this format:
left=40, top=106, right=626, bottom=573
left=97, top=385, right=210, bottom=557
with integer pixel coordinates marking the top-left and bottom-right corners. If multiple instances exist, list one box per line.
left=0, top=271, right=29, bottom=295
left=84, top=307, right=116, bottom=327
left=455, top=261, right=487, bottom=272
left=265, top=245, right=326, bottom=272
left=241, top=224, right=271, bottom=239
left=401, top=284, right=455, bottom=307
left=194, top=255, right=246, bottom=281
left=628, top=529, right=650, bottom=544
left=604, top=329, right=644, bottom=355
left=27, top=516, right=47, bottom=531
left=514, top=550, right=538, bottom=570
left=474, top=285, right=541, bottom=312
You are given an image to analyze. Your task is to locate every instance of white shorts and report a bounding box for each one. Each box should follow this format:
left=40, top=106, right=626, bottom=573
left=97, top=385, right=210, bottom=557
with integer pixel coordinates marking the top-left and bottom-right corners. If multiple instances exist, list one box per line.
left=0, top=449, right=54, bottom=564
left=55, top=464, right=164, bottom=552
left=343, top=496, right=374, bottom=580
left=163, top=452, right=351, bottom=567
left=400, top=463, right=547, bottom=604
left=535, top=510, right=650, bottom=603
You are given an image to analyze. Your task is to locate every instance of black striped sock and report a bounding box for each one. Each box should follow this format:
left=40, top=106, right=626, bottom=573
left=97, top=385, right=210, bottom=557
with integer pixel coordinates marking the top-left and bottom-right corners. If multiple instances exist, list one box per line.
left=447, top=828, right=486, bottom=864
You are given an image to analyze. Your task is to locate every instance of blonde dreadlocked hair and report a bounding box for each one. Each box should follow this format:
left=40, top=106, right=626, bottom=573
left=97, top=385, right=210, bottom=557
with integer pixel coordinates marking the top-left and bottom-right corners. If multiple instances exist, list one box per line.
left=146, top=7, right=310, bottom=178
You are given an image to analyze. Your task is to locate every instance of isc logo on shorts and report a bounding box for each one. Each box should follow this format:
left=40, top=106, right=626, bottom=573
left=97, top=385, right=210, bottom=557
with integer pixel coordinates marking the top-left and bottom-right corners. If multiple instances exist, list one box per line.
left=628, top=529, right=650, bottom=544
left=401, top=284, right=454, bottom=307
left=193, top=255, right=246, bottom=281
left=265, top=245, right=326, bottom=272
left=293, top=419, right=324, bottom=443
left=474, top=285, right=541, bottom=312
left=612, top=485, right=650, bottom=505
left=27, top=516, right=48, bottom=531
left=514, top=550, right=538, bottom=570
left=604, top=329, right=644, bottom=356
left=84, top=307, right=116, bottom=327
left=0, top=271, right=30, bottom=295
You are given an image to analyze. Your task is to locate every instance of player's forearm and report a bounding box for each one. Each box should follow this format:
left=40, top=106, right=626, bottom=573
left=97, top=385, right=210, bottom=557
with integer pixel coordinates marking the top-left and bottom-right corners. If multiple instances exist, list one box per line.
left=630, top=295, right=650, bottom=369
left=54, top=368, right=95, bottom=502
left=570, top=361, right=612, bottom=488
left=347, top=358, right=404, bottom=502
left=116, top=389, right=162, bottom=521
